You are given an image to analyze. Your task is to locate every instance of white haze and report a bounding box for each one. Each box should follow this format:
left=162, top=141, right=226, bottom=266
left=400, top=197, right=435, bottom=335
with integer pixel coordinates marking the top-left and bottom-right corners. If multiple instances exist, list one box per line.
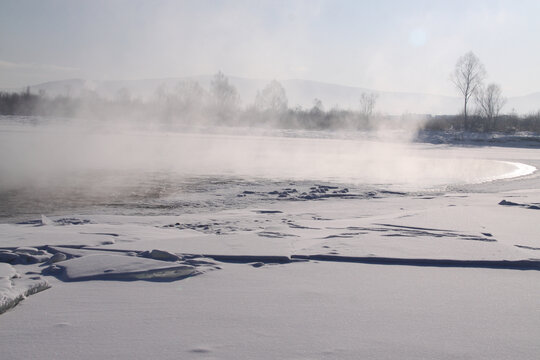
left=0, top=120, right=531, bottom=195
left=24, top=77, right=540, bottom=116
left=2, top=1, right=540, bottom=97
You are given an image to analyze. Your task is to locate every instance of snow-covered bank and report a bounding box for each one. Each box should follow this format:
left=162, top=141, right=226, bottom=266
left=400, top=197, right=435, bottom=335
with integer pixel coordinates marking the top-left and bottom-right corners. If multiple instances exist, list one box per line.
left=1, top=262, right=538, bottom=360
left=495, top=161, right=536, bottom=180
left=416, top=130, right=540, bottom=148
left=48, top=254, right=199, bottom=282
left=1, top=124, right=540, bottom=358
left=1, top=123, right=538, bottom=221
left=1, top=183, right=539, bottom=358
left=0, top=263, right=50, bottom=314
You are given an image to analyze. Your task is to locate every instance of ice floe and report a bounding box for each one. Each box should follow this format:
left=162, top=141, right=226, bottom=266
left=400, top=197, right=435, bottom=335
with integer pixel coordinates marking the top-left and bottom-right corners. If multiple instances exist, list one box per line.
left=0, top=263, right=50, bottom=314
left=47, top=254, right=197, bottom=282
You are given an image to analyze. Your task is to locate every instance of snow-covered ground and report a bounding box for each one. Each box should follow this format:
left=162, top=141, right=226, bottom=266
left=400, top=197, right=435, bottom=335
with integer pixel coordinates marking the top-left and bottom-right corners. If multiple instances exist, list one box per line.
left=1, top=120, right=539, bottom=359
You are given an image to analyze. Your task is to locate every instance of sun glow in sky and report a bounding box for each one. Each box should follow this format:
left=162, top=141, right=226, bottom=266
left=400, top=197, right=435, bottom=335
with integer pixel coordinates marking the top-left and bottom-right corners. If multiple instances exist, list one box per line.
left=1, top=0, right=539, bottom=96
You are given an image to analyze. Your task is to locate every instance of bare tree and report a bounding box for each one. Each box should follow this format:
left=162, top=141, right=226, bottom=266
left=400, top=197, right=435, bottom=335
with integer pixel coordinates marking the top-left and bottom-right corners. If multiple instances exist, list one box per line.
left=210, top=71, right=239, bottom=122
left=359, top=92, right=377, bottom=127
left=475, top=83, right=506, bottom=131
left=115, top=87, right=132, bottom=104
left=451, top=51, right=486, bottom=130
left=175, top=80, right=208, bottom=110
left=153, top=84, right=169, bottom=105
left=311, top=98, right=324, bottom=113
left=167, top=80, right=208, bottom=124
left=254, top=80, right=288, bottom=113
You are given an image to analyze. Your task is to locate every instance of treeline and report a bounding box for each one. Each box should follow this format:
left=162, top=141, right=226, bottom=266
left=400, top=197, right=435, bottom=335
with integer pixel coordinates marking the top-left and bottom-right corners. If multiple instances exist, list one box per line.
left=1, top=72, right=539, bottom=133
left=0, top=73, right=377, bottom=131
left=0, top=88, right=41, bottom=115
left=421, top=113, right=540, bottom=134
left=0, top=87, right=145, bottom=119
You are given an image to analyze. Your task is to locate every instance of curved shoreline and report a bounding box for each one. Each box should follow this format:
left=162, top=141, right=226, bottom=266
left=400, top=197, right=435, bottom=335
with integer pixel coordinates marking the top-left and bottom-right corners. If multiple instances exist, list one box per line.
left=497, top=161, right=537, bottom=180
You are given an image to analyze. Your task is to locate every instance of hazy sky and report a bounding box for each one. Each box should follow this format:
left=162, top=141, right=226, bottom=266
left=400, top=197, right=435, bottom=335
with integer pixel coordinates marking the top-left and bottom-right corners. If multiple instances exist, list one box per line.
left=1, top=0, right=539, bottom=96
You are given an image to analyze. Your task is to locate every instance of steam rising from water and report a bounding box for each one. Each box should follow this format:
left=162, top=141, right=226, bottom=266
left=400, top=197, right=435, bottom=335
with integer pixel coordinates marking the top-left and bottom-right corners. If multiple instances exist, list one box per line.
left=1, top=119, right=536, bottom=221
left=0, top=120, right=533, bottom=191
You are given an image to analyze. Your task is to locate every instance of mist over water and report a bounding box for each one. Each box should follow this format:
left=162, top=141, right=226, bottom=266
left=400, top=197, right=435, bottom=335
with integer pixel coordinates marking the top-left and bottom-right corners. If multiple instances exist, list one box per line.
left=0, top=118, right=534, bottom=221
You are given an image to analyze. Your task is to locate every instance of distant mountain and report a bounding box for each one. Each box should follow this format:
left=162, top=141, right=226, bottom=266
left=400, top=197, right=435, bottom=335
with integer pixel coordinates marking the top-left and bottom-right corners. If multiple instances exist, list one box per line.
left=505, top=92, right=540, bottom=115
left=281, top=79, right=461, bottom=115
left=6, top=76, right=539, bottom=115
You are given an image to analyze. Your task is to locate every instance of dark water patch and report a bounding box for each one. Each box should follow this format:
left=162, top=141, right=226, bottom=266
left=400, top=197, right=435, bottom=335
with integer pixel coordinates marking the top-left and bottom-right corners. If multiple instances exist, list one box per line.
left=499, top=199, right=540, bottom=210
left=515, top=244, right=540, bottom=251
left=323, top=234, right=355, bottom=239
left=162, top=221, right=249, bottom=235
left=291, top=254, right=540, bottom=271
left=1, top=171, right=413, bottom=223
left=326, top=224, right=496, bottom=242
left=80, top=232, right=119, bottom=237
left=201, top=254, right=292, bottom=264
left=16, top=217, right=91, bottom=226
left=375, top=223, right=454, bottom=232
left=181, top=252, right=540, bottom=271
left=282, top=219, right=320, bottom=230
left=257, top=231, right=298, bottom=238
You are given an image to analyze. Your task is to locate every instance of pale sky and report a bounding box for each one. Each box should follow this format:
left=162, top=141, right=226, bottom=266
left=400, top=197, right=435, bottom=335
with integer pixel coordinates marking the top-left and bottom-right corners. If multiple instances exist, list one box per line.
left=1, top=0, right=539, bottom=96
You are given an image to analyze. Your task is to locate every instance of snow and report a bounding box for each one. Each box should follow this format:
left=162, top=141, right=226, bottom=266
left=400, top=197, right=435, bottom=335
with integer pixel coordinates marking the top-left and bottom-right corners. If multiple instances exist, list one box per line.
left=486, top=161, right=536, bottom=181
left=0, top=263, right=538, bottom=360
left=0, top=263, right=50, bottom=314
left=49, top=254, right=197, bottom=281
left=1, top=126, right=540, bottom=358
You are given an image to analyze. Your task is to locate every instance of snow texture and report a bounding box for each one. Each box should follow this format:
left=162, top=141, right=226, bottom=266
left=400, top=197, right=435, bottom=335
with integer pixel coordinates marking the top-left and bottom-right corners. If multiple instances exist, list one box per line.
left=0, top=263, right=50, bottom=314
left=48, top=254, right=197, bottom=282
left=1, top=127, right=540, bottom=359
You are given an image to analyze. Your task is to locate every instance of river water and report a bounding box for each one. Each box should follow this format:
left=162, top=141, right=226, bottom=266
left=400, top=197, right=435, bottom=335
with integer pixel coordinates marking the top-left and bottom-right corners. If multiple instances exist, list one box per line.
left=0, top=117, right=534, bottom=221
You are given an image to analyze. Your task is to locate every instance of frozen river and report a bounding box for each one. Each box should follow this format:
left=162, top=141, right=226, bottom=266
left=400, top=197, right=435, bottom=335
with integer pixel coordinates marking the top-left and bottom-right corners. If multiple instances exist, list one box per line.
left=0, top=117, right=535, bottom=221
left=1, top=117, right=540, bottom=360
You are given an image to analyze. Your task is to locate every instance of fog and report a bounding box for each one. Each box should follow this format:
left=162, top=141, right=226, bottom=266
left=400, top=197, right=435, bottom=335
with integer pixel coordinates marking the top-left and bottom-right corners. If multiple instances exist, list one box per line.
left=2, top=5, right=540, bottom=358
left=3, top=1, right=540, bottom=96
left=2, top=2, right=538, bottom=221
left=0, top=119, right=526, bottom=195
left=0, top=71, right=533, bottom=221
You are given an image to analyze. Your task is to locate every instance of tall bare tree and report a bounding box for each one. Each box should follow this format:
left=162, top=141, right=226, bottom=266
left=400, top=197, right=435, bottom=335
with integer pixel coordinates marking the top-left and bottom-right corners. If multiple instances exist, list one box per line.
left=175, top=80, right=208, bottom=110
left=451, top=51, right=486, bottom=130
left=359, top=92, right=377, bottom=128
left=210, top=71, right=239, bottom=122
left=475, top=83, right=506, bottom=131
left=254, top=80, right=288, bottom=113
